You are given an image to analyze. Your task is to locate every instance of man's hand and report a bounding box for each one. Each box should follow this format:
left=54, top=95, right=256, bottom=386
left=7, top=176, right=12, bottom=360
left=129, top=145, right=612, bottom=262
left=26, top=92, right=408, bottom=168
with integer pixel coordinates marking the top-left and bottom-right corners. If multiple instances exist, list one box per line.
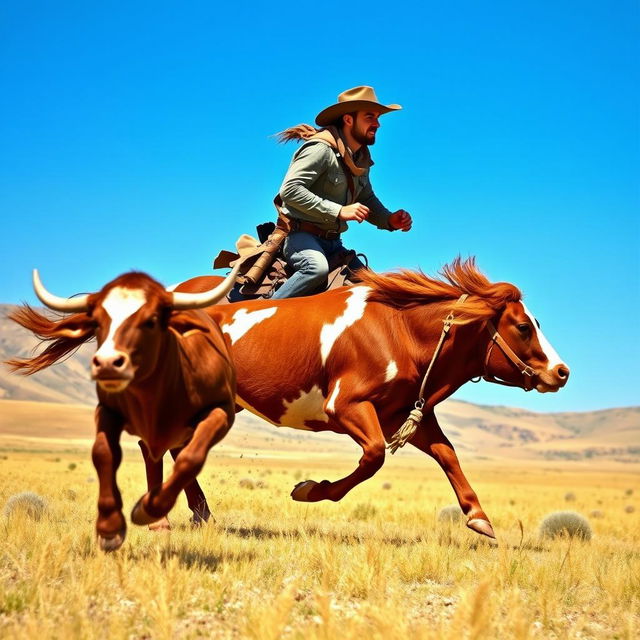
left=339, top=203, right=370, bottom=223
left=388, top=209, right=412, bottom=232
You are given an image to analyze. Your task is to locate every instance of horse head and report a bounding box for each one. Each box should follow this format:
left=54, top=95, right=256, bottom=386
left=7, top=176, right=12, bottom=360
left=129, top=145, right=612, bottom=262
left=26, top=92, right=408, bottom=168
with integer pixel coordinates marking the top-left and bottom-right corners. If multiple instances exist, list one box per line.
left=483, top=300, right=570, bottom=393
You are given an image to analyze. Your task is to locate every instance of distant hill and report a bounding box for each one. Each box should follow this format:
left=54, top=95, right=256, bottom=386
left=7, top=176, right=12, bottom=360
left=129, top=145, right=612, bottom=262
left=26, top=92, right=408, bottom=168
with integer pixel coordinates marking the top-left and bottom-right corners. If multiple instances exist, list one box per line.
left=1, top=303, right=638, bottom=462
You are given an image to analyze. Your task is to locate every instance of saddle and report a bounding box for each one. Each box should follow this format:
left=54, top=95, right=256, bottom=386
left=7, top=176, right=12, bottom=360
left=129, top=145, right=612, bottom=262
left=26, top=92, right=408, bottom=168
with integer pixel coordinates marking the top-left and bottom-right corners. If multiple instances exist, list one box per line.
left=212, top=221, right=366, bottom=302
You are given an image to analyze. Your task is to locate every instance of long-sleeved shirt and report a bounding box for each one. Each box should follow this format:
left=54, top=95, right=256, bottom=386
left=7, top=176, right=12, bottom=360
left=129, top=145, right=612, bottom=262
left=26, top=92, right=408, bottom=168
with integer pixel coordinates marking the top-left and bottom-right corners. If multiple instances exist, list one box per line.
left=278, top=141, right=393, bottom=233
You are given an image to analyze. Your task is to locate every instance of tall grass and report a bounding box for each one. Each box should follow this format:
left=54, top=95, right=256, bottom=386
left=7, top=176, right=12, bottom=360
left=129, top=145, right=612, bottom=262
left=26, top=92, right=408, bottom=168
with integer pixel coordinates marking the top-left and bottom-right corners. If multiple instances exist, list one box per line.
left=0, top=450, right=637, bottom=639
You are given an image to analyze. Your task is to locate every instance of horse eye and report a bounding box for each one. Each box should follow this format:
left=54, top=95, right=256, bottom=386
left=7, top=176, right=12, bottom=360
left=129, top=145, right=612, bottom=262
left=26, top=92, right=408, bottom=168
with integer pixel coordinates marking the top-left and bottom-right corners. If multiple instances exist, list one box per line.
left=143, top=316, right=158, bottom=329
left=517, top=323, right=531, bottom=335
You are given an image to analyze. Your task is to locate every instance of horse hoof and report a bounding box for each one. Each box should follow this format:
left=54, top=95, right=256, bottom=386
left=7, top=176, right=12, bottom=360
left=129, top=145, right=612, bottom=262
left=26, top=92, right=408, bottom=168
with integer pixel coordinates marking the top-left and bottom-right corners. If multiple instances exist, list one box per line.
left=467, top=518, right=496, bottom=539
left=98, top=530, right=125, bottom=552
left=131, top=496, right=162, bottom=526
left=291, top=480, right=318, bottom=502
left=148, top=517, right=171, bottom=532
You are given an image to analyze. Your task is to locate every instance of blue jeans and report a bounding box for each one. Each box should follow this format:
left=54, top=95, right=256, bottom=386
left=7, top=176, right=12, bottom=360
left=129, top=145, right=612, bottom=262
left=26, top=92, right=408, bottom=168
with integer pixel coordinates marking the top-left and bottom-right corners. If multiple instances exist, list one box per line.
left=271, top=231, right=364, bottom=299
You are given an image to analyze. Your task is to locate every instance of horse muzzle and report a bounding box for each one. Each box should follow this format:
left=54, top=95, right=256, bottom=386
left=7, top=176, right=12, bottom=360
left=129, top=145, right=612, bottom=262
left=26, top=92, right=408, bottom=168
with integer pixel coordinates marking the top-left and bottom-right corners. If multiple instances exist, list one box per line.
left=534, top=364, right=570, bottom=393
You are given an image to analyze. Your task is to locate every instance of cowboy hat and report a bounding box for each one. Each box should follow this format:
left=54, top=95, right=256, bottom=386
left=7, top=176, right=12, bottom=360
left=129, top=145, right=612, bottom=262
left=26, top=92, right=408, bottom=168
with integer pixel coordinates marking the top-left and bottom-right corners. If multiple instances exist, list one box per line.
left=315, top=86, right=402, bottom=127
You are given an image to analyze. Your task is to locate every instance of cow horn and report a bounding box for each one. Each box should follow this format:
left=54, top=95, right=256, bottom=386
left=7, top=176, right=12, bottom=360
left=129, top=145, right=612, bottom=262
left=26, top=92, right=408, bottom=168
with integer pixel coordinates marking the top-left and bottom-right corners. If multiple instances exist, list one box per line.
left=170, top=262, right=242, bottom=310
left=32, top=270, right=90, bottom=313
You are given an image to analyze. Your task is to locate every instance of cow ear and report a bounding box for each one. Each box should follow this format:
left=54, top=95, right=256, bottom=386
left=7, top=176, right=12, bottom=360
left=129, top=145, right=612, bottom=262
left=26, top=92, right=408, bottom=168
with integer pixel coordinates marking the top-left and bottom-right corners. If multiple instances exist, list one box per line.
left=55, top=313, right=95, bottom=339
left=169, top=311, right=212, bottom=338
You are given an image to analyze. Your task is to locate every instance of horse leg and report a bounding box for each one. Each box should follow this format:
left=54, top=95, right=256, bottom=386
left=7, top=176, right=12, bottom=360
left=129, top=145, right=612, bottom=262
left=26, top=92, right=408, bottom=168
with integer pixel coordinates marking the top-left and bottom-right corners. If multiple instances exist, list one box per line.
left=91, top=405, right=126, bottom=551
left=410, top=411, right=495, bottom=539
left=130, top=407, right=229, bottom=525
left=170, top=447, right=211, bottom=525
left=138, top=440, right=171, bottom=531
left=291, top=400, right=386, bottom=502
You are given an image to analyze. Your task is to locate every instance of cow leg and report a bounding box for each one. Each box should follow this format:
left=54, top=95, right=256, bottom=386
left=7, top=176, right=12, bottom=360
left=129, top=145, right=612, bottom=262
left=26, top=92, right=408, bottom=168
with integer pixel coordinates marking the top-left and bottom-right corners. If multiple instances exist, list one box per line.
left=170, top=447, right=212, bottom=525
left=410, top=411, right=495, bottom=539
left=91, top=405, right=126, bottom=552
left=291, top=400, right=385, bottom=503
left=138, top=440, right=171, bottom=531
left=130, top=407, right=229, bottom=526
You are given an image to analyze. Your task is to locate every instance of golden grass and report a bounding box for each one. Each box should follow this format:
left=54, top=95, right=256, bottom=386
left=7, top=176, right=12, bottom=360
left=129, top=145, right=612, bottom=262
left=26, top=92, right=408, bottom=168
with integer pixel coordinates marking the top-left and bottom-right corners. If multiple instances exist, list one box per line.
left=0, top=447, right=638, bottom=639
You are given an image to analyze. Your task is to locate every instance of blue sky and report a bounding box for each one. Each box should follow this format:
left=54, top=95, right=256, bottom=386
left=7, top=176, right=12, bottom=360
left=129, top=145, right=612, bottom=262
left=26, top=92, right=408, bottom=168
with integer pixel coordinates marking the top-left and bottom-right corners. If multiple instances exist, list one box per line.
left=1, top=1, right=638, bottom=412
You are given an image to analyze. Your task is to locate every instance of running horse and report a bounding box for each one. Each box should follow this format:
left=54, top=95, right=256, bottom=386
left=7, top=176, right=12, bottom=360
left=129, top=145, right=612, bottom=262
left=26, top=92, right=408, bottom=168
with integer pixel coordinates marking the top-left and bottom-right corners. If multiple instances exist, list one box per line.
left=174, top=258, right=569, bottom=538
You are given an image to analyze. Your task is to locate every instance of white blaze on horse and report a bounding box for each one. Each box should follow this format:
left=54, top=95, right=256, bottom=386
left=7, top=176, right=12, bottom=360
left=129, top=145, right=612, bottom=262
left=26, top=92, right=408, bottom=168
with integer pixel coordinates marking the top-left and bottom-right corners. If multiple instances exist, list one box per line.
left=180, top=257, right=569, bottom=539
left=8, top=265, right=240, bottom=551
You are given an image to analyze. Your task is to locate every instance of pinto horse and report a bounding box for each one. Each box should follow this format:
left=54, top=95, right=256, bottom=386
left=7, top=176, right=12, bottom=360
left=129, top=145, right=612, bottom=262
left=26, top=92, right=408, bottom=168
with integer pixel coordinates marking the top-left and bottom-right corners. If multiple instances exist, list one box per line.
left=153, top=258, right=570, bottom=538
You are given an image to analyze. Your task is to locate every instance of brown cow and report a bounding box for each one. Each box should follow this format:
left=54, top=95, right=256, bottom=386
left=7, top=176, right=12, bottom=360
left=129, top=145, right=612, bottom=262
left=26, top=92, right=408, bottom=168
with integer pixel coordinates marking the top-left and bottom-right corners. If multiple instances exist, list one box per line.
left=7, top=265, right=240, bottom=551
left=169, top=257, right=570, bottom=539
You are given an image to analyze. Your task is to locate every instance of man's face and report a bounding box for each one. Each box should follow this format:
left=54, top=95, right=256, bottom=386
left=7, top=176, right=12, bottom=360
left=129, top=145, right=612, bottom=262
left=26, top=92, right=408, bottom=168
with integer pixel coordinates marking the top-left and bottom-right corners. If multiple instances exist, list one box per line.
left=351, top=110, right=381, bottom=146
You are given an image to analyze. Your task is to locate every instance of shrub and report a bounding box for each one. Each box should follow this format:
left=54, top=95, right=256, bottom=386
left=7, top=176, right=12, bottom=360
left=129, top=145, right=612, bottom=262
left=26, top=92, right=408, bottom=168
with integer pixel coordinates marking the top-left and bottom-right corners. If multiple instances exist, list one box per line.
left=239, top=478, right=255, bottom=490
left=68, top=463, right=77, bottom=471
left=589, top=509, right=604, bottom=518
left=382, top=482, right=392, bottom=490
left=539, top=511, right=592, bottom=540
left=351, top=503, right=377, bottom=521
left=4, top=492, right=48, bottom=521
left=564, top=492, right=576, bottom=502
left=624, top=505, right=635, bottom=514
left=438, top=504, right=463, bottom=524
left=625, top=488, right=633, bottom=496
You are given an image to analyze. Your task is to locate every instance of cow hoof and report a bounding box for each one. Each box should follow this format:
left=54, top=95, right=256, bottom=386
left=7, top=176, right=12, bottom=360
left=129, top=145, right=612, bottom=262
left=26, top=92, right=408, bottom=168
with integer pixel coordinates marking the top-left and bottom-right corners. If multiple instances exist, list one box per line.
left=148, top=517, right=171, bottom=532
left=131, top=496, right=163, bottom=526
left=291, top=480, right=318, bottom=502
left=98, top=530, right=126, bottom=552
left=467, top=518, right=496, bottom=539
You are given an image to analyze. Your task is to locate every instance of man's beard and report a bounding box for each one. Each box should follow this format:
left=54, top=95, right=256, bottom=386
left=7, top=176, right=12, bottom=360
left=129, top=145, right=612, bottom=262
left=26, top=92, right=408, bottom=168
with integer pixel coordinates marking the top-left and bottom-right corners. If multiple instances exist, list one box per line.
left=352, top=125, right=377, bottom=146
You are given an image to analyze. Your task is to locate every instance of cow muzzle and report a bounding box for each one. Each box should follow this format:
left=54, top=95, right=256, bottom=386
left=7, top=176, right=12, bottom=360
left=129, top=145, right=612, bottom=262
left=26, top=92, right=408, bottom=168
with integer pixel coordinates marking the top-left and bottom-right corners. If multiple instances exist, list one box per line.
left=91, top=350, right=134, bottom=392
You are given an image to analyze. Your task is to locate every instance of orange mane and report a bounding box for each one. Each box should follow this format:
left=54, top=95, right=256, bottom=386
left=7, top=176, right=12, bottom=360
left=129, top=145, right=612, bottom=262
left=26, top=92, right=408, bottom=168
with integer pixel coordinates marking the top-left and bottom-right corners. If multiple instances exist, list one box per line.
left=356, top=257, right=521, bottom=324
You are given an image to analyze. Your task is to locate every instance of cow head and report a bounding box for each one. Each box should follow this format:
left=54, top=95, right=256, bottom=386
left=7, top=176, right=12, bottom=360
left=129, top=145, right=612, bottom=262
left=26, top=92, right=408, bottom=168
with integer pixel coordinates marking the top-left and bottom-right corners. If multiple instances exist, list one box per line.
left=485, top=300, right=570, bottom=393
left=32, top=265, right=240, bottom=392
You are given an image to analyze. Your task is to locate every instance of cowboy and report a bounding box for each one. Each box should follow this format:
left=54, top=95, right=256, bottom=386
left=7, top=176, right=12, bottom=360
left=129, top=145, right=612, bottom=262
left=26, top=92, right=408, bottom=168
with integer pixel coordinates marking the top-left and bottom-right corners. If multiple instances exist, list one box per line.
left=271, top=86, right=412, bottom=299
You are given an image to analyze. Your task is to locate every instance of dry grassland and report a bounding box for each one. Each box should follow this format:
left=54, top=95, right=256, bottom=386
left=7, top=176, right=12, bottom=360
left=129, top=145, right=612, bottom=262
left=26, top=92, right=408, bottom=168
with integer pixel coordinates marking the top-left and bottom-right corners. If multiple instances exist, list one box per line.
left=0, top=444, right=638, bottom=639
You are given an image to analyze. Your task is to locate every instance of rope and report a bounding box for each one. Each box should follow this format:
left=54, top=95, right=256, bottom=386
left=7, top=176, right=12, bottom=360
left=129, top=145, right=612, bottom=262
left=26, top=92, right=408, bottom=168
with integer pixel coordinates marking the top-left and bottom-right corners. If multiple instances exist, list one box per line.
left=386, top=295, right=468, bottom=454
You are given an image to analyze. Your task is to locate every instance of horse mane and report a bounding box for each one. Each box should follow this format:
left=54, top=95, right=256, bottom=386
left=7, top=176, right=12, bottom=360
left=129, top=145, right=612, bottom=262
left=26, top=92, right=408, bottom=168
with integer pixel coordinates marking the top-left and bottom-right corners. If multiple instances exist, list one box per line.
left=5, top=305, right=95, bottom=375
left=356, top=257, right=522, bottom=324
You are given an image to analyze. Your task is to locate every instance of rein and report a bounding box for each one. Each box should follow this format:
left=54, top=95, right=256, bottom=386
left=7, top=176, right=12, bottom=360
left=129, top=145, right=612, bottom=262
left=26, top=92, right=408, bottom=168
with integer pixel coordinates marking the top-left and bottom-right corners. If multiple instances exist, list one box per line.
left=386, top=298, right=538, bottom=453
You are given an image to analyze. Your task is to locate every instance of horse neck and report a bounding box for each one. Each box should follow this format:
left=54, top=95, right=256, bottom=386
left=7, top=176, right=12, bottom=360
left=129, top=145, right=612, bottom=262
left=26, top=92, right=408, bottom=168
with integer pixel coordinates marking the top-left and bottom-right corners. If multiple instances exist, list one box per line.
left=401, top=303, right=489, bottom=401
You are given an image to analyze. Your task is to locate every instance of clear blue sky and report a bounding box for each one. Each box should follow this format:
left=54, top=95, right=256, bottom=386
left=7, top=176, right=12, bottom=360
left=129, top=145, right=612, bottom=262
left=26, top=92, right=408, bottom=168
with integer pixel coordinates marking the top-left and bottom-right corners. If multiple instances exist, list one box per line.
left=1, top=1, right=638, bottom=412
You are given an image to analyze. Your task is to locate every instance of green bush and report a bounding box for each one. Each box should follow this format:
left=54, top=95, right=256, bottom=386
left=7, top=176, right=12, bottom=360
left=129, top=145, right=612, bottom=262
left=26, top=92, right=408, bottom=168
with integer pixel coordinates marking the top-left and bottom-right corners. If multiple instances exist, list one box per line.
left=351, top=503, right=377, bottom=521
left=539, top=511, right=592, bottom=540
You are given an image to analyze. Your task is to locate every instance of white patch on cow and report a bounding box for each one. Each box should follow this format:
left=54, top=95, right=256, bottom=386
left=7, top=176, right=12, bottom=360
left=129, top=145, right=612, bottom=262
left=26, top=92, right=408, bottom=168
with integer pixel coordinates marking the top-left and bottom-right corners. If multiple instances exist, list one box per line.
left=320, top=286, right=371, bottom=365
left=522, top=303, right=564, bottom=369
left=326, top=379, right=341, bottom=414
left=222, top=307, right=278, bottom=345
left=280, top=385, right=329, bottom=429
left=385, top=360, right=398, bottom=382
left=96, top=288, right=146, bottom=358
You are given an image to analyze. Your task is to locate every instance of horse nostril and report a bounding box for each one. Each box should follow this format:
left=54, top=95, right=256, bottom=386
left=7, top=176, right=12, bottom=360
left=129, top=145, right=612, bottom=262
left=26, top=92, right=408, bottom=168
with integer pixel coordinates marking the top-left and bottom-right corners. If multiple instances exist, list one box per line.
left=92, top=355, right=101, bottom=367
left=557, top=365, right=570, bottom=379
left=113, top=356, right=126, bottom=369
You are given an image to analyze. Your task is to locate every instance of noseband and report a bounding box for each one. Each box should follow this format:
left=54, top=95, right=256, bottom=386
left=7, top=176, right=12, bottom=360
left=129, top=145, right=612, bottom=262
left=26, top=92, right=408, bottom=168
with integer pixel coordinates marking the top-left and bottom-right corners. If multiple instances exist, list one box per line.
left=481, top=320, right=538, bottom=391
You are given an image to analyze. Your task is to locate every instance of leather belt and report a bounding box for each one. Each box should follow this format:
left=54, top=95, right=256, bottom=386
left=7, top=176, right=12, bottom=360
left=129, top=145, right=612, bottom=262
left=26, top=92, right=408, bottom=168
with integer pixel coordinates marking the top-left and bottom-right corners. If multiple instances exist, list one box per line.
left=291, top=218, right=341, bottom=240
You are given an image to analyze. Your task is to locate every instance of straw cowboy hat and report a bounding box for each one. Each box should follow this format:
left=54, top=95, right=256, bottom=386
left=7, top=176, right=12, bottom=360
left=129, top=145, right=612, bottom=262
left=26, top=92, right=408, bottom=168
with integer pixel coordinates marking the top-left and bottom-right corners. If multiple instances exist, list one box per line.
left=315, top=86, right=402, bottom=127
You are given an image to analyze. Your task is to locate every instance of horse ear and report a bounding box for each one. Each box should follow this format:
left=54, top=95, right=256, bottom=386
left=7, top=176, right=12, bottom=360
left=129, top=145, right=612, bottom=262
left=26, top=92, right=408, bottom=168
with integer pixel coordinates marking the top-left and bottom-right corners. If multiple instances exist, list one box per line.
left=168, top=311, right=212, bottom=338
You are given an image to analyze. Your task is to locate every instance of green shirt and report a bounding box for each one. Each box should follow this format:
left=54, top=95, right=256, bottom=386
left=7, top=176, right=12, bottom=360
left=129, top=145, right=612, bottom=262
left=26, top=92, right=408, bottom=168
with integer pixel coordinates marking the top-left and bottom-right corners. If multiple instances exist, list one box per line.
left=278, top=141, right=393, bottom=233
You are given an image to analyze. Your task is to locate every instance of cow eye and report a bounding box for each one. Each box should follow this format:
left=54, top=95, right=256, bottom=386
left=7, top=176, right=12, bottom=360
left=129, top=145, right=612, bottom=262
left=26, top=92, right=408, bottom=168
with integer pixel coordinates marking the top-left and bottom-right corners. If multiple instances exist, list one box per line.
left=143, top=315, right=158, bottom=329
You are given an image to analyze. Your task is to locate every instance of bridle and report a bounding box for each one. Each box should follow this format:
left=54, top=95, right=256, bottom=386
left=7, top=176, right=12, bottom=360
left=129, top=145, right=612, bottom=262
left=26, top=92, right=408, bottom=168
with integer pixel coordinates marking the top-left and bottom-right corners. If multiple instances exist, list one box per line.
left=480, top=319, right=539, bottom=391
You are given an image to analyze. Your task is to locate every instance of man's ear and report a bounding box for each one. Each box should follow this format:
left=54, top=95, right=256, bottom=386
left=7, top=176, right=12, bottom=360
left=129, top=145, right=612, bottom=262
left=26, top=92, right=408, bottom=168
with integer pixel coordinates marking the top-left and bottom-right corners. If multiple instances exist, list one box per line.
left=169, top=311, right=212, bottom=338
left=342, top=113, right=353, bottom=128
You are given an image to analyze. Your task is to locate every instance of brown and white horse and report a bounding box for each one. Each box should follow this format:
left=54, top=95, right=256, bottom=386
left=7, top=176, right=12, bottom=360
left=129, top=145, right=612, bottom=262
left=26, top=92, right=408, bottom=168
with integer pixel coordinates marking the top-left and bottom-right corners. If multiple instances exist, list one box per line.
left=174, top=257, right=569, bottom=539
